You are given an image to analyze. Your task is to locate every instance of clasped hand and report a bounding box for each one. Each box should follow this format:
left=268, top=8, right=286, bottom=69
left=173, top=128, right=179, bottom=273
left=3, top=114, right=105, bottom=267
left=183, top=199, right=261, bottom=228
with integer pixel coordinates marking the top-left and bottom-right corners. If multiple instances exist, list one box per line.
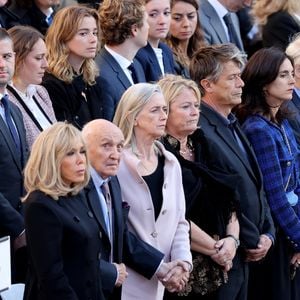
left=156, top=260, right=190, bottom=293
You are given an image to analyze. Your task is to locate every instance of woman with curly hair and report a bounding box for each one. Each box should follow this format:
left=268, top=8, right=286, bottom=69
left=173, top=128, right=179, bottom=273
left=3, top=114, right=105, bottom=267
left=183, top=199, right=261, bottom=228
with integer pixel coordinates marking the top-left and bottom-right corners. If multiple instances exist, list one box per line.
left=42, top=5, right=103, bottom=129
left=165, top=0, right=206, bottom=78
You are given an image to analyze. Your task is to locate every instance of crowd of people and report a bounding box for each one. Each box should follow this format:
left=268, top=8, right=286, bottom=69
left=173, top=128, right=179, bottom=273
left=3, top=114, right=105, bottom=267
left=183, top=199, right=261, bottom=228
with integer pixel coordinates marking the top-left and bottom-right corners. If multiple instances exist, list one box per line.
left=1, top=0, right=300, bottom=300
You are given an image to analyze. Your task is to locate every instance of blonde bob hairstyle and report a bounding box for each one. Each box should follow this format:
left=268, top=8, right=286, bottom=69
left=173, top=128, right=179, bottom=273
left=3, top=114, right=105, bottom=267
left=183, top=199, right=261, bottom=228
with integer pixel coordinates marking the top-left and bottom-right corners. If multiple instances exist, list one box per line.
left=113, top=83, right=164, bottom=148
left=23, top=122, right=90, bottom=201
left=158, top=74, right=201, bottom=109
left=46, top=5, right=100, bottom=85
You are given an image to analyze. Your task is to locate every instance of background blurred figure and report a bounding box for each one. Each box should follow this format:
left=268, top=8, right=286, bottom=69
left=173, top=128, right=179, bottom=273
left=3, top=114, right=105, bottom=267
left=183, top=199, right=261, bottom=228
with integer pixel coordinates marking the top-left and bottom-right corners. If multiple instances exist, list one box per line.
left=286, top=33, right=300, bottom=145
left=236, top=48, right=300, bottom=300
left=0, top=0, right=19, bottom=28
left=23, top=122, right=105, bottom=300
left=7, top=25, right=56, bottom=149
left=114, top=83, right=192, bottom=300
left=42, top=5, right=103, bottom=129
left=82, top=119, right=169, bottom=300
left=252, top=0, right=300, bottom=50
left=198, top=0, right=252, bottom=52
left=9, top=0, right=60, bottom=35
left=136, top=0, right=175, bottom=82
left=96, top=0, right=147, bottom=121
left=190, top=43, right=275, bottom=300
left=159, top=74, right=240, bottom=300
left=166, top=0, right=206, bottom=78
left=0, top=28, right=28, bottom=284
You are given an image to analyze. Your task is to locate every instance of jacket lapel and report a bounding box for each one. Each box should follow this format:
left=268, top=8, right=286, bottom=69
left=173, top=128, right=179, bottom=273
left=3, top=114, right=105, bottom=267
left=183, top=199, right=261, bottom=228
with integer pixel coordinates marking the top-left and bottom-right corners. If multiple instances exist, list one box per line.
left=103, top=48, right=132, bottom=89
left=202, top=105, right=259, bottom=184
left=0, top=112, right=23, bottom=172
left=86, top=181, right=111, bottom=239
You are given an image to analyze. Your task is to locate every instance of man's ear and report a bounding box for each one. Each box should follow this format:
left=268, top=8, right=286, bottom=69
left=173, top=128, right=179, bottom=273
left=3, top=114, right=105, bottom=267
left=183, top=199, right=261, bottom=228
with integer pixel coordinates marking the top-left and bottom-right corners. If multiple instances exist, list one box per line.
left=200, top=78, right=213, bottom=93
left=131, top=24, right=138, bottom=37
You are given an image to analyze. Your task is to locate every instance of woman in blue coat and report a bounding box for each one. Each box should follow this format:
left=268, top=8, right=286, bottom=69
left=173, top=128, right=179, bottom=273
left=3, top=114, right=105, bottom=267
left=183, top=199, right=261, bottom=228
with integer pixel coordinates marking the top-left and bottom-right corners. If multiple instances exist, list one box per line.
left=236, top=48, right=300, bottom=300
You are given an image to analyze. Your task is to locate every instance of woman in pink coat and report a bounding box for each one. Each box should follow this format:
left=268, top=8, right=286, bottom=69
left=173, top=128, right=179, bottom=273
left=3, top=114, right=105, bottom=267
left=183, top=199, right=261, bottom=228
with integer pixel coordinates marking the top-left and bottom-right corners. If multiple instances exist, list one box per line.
left=113, top=83, right=192, bottom=300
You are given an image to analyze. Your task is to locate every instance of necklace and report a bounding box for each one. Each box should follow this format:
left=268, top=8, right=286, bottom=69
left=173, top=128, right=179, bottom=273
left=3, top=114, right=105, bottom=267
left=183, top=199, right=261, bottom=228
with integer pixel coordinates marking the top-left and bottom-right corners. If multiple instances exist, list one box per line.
left=179, top=143, right=194, bottom=159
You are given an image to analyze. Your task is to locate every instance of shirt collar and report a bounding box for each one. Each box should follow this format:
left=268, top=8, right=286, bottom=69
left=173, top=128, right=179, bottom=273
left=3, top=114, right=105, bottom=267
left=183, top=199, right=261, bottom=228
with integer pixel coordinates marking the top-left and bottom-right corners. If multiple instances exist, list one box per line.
left=105, top=45, right=132, bottom=69
left=90, top=167, right=110, bottom=188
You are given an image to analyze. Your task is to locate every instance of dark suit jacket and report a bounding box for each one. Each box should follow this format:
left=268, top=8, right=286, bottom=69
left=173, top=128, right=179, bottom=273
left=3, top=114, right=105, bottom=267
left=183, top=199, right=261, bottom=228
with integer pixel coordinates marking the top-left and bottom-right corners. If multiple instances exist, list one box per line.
left=0, top=101, right=27, bottom=239
left=262, top=10, right=300, bottom=50
left=287, top=90, right=300, bottom=146
left=84, top=176, right=164, bottom=300
left=200, top=103, right=275, bottom=249
left=9, top=2, right=53, bottom=35
left=42, top=73, right=104, bottom=129
left=199, top=0, right=244, bottom=51
left=135, top=42, right=175, bottom=82
left=24, top=190, right=105, bottom=300
left=95, top=47, right=146, bottom=121
left=0, top=6, right=19, bottom=28
left=0, top=100, right=28, bottom=283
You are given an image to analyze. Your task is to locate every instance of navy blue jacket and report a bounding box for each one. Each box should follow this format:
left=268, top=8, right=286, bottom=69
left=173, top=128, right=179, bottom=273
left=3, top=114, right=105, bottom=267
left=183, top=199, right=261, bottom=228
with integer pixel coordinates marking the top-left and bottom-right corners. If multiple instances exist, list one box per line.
left=84, top=176, right=164, bottom=300
left=135, top=42, right=175, bottom=83
left=95, top=48, right=146, bottom=121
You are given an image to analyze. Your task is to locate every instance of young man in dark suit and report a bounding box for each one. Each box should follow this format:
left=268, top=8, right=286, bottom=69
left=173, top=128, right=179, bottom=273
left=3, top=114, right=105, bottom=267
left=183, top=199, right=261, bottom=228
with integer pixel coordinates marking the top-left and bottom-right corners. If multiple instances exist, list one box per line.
left=82, top=119, right=187, bottom=300
left=0, top=28, right=28, bottom=283
left=96, top=0, right=148, bottom=121
left=190, top=43, right=275, bottom=300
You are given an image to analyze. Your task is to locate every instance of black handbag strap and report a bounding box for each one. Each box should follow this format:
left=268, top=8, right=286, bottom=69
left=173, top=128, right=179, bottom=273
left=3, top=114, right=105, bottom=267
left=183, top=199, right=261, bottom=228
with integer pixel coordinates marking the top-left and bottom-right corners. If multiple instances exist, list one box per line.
left=7, top=85, right=53, bottom=132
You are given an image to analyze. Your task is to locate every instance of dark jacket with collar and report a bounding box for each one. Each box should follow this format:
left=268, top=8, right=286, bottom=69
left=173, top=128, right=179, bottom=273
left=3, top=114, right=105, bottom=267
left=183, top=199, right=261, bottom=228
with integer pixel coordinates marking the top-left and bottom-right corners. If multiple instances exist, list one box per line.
left=95, top=47, right=146, bottom=121
left=84, top=176, right=164, bottom=300
left=24, top=190, right=105, bottom=300
left=200, top=103, right=275, bottom=249
left=135, top=42, right=175, bottom=82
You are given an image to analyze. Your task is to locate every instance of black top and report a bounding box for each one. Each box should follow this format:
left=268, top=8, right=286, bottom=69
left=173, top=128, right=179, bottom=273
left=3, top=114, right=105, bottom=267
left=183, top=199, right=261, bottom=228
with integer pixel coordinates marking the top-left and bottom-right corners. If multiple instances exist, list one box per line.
left=42, top=72, right=104, bottom=129
left=142, top=155, right=165, bottom=220
left=162, top=130, right=239, bottom=237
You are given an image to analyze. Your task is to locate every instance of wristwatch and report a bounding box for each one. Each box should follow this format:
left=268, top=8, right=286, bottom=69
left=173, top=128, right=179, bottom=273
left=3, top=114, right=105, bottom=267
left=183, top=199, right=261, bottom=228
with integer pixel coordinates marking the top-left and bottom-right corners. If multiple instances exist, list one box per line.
left=226, top=234, right=240, bottom=249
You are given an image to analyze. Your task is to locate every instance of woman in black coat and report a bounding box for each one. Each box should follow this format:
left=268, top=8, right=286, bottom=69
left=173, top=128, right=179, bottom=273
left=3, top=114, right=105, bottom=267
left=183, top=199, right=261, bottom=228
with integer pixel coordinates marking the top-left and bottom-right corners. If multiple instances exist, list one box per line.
left=23, top=122, right=105, bottom=300
left=158, top=75, right=240, bottom=299
left=42, top=6, right=103, bottom=129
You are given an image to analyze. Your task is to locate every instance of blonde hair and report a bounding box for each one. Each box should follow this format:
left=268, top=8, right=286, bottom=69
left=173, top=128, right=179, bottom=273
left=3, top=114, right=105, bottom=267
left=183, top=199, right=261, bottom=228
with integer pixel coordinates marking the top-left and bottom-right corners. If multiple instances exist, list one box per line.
left=158, top=74, right=201, bottom=108
left=252, top=0, right=300, bottom=26
left=46, top=5, right=100, bottom=85
left=23, top=122, right=90, bottom=201
left=286, top=33, right=300, bottom=59
left=113, top=83, right=163, bottom=147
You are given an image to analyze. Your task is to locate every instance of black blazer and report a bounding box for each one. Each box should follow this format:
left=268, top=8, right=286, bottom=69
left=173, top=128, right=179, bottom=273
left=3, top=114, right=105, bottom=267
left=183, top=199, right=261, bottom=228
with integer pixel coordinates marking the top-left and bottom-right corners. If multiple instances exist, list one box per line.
left=84, top=176, right=164, bottom=300
left=24, top=190, right=105, bottom=300
left=200, top=103, right=275, bottom=249
left=0, top=101, right=27, bottom=240
left=95, top=47, right=146, bottom=121
left=135, top=42, right=175, bottom=82
left=9, top=2, right=53, bottom=35
left=262, top=10, right=300, bottom=50
left=42, top=73, right=104, bottom=129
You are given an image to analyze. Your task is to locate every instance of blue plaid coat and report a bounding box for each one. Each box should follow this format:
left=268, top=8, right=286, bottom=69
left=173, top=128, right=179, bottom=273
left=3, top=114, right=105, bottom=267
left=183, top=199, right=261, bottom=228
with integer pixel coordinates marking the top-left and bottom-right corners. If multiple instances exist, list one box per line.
left=242, top=114, right=300, bottom=251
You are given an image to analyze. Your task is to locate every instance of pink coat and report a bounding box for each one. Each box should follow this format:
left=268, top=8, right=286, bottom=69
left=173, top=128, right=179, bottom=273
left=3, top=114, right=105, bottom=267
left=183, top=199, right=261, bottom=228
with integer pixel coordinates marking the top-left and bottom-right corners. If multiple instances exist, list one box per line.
left=8, top=84, right=56, bottom=149
left=117, top=141, right=192, bottom=300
